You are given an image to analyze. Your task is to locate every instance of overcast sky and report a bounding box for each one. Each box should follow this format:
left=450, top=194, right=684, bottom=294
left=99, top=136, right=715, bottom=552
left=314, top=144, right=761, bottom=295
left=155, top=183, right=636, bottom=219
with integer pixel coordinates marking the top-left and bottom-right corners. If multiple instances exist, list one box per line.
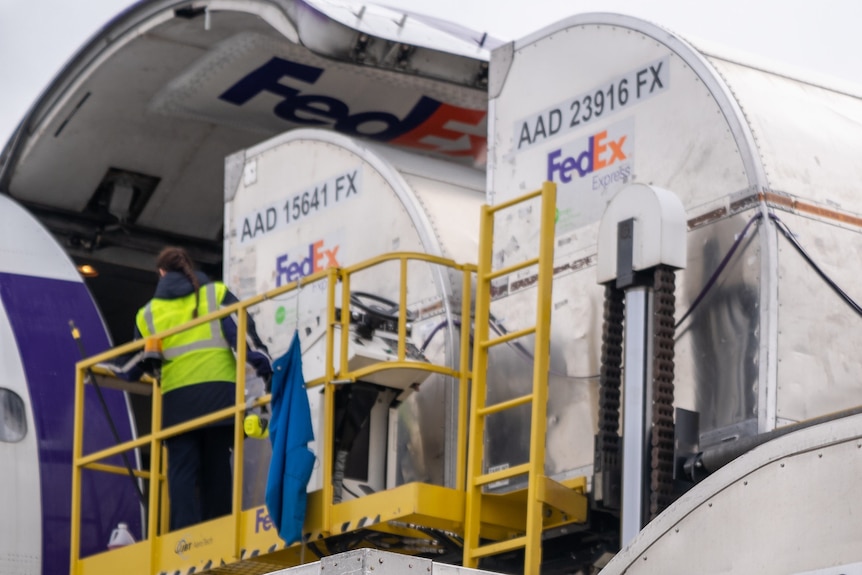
left=1, top=0, right=860, bottom=146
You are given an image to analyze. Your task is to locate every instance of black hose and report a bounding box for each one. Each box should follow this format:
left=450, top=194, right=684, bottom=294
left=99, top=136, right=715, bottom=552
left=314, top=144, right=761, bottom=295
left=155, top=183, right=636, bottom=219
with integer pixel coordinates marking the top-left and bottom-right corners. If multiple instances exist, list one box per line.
left=769, top=213, right=862, bottom=316
left=677, top=211, right=862, bottom=329
left=419, top=319, right=462, bottom=353
left=675, top=212, right=762, bottom=329
left=69, top=320, right=146, bottom=505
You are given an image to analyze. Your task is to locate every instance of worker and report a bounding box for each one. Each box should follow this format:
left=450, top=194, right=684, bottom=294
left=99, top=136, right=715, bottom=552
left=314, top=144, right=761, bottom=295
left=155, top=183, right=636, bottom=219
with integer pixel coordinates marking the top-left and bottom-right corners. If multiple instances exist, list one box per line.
left=110, top=246, right=272, bottom=530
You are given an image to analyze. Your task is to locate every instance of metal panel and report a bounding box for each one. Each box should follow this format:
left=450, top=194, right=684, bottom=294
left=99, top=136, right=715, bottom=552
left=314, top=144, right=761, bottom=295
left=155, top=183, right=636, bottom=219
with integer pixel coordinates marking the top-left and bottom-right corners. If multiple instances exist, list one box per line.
left=674, top=214, right=762, bottom=439
left=490, top=21, right=752, bottom=219
left=267, top=548, right=500, bottom=574
left=482, top=267, right=603, bottom=484
left=486, top=14, right=774, bottom=479
left=774, top=212, right=862, bottom=423
left=708, top=57, right=862, bottom=211
left=485, top=11, right=862, bottom=468
left=479, top=209, right=764, bottom=478
left=300, top=0, right=493, bottom=60
left=601, top=413, right=862, bottom=575
left=224, top=129, right=484, bottom=493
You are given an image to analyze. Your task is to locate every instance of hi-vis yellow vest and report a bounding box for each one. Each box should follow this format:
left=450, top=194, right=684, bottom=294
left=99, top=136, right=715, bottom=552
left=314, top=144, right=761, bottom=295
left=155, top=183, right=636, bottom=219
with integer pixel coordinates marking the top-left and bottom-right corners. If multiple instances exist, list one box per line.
left=136, top=282, right=235, bottom=393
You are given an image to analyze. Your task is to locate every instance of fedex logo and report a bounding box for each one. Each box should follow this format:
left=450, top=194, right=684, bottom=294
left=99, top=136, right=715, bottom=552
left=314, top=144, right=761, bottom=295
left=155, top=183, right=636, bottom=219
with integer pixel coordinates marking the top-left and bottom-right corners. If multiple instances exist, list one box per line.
left=275, top=240, right=340, bottom=287
left=220, top=57, right=486, bottom=161
left=547, top=130, right=628, bottom=183
left=255, top=508, right=274, bottom=533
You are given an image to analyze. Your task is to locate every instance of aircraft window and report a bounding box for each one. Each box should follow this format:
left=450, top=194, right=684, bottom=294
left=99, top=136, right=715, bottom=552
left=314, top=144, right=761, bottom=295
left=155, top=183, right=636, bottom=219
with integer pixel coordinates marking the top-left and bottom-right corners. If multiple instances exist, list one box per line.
left=0, top=388, right=27, bottom=443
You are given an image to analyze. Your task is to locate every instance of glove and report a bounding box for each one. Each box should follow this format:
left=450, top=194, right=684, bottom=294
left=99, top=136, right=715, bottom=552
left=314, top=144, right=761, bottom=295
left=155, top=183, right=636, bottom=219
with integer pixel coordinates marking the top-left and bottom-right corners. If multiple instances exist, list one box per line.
left=244, top=412, right=269, bottom=439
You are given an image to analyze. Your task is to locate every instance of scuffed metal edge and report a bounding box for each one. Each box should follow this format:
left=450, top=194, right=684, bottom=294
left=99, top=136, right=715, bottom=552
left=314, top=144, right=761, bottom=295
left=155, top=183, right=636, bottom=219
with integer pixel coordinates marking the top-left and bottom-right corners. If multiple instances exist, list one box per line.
left=488, top=41, right=514, bottom=99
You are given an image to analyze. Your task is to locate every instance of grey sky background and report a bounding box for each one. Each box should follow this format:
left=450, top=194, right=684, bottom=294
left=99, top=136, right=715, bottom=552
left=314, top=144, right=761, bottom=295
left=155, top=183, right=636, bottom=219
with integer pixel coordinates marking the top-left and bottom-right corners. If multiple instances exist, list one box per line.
left=1, top=0, right=860, bottom=146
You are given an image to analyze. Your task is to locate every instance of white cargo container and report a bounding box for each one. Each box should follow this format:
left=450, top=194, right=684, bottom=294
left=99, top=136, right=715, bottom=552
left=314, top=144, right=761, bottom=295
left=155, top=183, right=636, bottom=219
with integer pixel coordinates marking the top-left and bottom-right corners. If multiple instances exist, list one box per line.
left=486, top=13, right=862, bottom=487
left=224, top=129, right=484, bottom=496
left=268, top=548, right=499, bottom=575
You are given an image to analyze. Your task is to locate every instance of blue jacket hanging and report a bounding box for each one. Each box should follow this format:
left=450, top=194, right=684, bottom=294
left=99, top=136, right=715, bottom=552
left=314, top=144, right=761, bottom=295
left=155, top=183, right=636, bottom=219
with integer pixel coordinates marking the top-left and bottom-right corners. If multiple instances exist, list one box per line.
left=265, top=331, right=315, bottom=545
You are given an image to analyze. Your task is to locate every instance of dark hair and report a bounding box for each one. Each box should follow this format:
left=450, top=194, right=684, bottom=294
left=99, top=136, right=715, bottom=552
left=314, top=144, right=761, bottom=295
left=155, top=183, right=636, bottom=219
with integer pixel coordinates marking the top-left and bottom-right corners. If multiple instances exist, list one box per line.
left=156, top=246, right=201, bottom=318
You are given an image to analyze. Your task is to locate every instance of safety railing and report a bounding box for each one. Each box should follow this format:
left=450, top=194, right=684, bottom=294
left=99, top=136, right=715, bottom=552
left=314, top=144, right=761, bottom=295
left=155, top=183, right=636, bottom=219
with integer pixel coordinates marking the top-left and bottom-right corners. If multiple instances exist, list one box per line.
left=70, top=252, right=476, bottom=575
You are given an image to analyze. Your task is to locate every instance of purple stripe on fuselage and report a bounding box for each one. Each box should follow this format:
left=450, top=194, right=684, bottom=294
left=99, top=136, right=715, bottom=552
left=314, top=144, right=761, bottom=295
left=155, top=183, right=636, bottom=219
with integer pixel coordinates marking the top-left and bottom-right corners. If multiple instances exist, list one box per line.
left=0, top=272, right=141, bottom=575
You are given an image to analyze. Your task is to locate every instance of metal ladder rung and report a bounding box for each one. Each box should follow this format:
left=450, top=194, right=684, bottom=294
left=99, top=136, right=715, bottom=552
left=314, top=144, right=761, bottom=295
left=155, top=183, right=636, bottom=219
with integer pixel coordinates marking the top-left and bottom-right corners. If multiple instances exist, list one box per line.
left=480, top=325, right=536, bottom=349
left=475, top=462, right=530, bottom=486
left=485, top=256, right=540, bottom=282
left=486, top=187, right=543, bottom=213
left=467, top=535, right=528, bottom=560
left=477, top=392, right=533, bottom=416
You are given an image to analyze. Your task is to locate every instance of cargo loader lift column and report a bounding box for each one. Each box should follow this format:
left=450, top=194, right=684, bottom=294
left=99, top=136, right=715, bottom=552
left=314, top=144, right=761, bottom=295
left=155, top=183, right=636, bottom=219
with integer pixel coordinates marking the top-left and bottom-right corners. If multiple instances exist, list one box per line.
left=595, top=184, right=687, bottom=547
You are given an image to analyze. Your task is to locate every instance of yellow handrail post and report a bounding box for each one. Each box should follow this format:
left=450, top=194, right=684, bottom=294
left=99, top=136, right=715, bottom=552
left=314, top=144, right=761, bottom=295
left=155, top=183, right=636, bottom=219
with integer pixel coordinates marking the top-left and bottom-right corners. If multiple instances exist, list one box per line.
left=159, top=445, right=169, bottom=534
left=69, top=364, right=85, bottom=575
left=523, top=181, right=557, bottom=574
left=321, top=267, right=339, bottom=534
left=148, top=371, right=163, bottom=573
left=233, top=307, right=248, bottom=559
left=456, top=267, right=474, bottom=492
left=339, top=272, right=351, bottom=376
left=463, top=203, right=493, bottom=568
left=397, top=256, right=408, bottom=361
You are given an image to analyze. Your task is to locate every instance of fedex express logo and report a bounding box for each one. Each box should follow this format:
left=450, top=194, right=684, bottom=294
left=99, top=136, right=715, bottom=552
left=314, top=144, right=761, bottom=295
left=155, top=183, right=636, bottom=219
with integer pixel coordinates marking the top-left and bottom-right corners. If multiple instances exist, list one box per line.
left=220, top=57, right=486, bottom=161
left=547, top=129, right=627, bottom=183
left=275, top=240, right=340, bottom=287
left=541, top=119, right=634, bottom=235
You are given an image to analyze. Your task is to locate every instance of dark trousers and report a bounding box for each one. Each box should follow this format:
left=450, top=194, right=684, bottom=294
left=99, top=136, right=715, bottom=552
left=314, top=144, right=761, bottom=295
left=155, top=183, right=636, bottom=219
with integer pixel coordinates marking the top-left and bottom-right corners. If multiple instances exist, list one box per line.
left=165, top=424, right=234, bottom=531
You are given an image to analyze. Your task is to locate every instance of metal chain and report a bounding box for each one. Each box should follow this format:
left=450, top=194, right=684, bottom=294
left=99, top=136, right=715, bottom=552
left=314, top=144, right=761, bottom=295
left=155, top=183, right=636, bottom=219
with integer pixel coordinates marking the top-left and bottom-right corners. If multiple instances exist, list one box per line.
left=595, top=284, right=625, bottom=508
left=650, top=265, right=677, bottom=519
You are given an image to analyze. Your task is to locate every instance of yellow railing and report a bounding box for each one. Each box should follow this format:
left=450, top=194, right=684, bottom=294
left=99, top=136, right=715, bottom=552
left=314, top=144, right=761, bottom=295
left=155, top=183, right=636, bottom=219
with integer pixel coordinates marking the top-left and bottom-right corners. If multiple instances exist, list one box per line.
left=70, top=183, right=590, bottom=575
left=70, top=252, right=476, bottom=575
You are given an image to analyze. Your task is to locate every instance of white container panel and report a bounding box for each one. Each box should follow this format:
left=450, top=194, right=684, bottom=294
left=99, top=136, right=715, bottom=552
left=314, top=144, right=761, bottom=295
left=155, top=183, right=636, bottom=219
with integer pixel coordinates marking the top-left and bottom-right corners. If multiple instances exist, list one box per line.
left=488, top=16, right=762, bottom=463
left=708, top=57, right=862, bottom=210
left=224, top=129, right=484, bottom=493
left=774, top=212, right=862, bottom=424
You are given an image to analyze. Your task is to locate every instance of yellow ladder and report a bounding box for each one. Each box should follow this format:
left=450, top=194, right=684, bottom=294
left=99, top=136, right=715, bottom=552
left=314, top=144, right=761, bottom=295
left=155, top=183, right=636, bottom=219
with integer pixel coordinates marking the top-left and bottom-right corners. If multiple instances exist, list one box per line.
left=463, top=182, right=559, bottom=573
